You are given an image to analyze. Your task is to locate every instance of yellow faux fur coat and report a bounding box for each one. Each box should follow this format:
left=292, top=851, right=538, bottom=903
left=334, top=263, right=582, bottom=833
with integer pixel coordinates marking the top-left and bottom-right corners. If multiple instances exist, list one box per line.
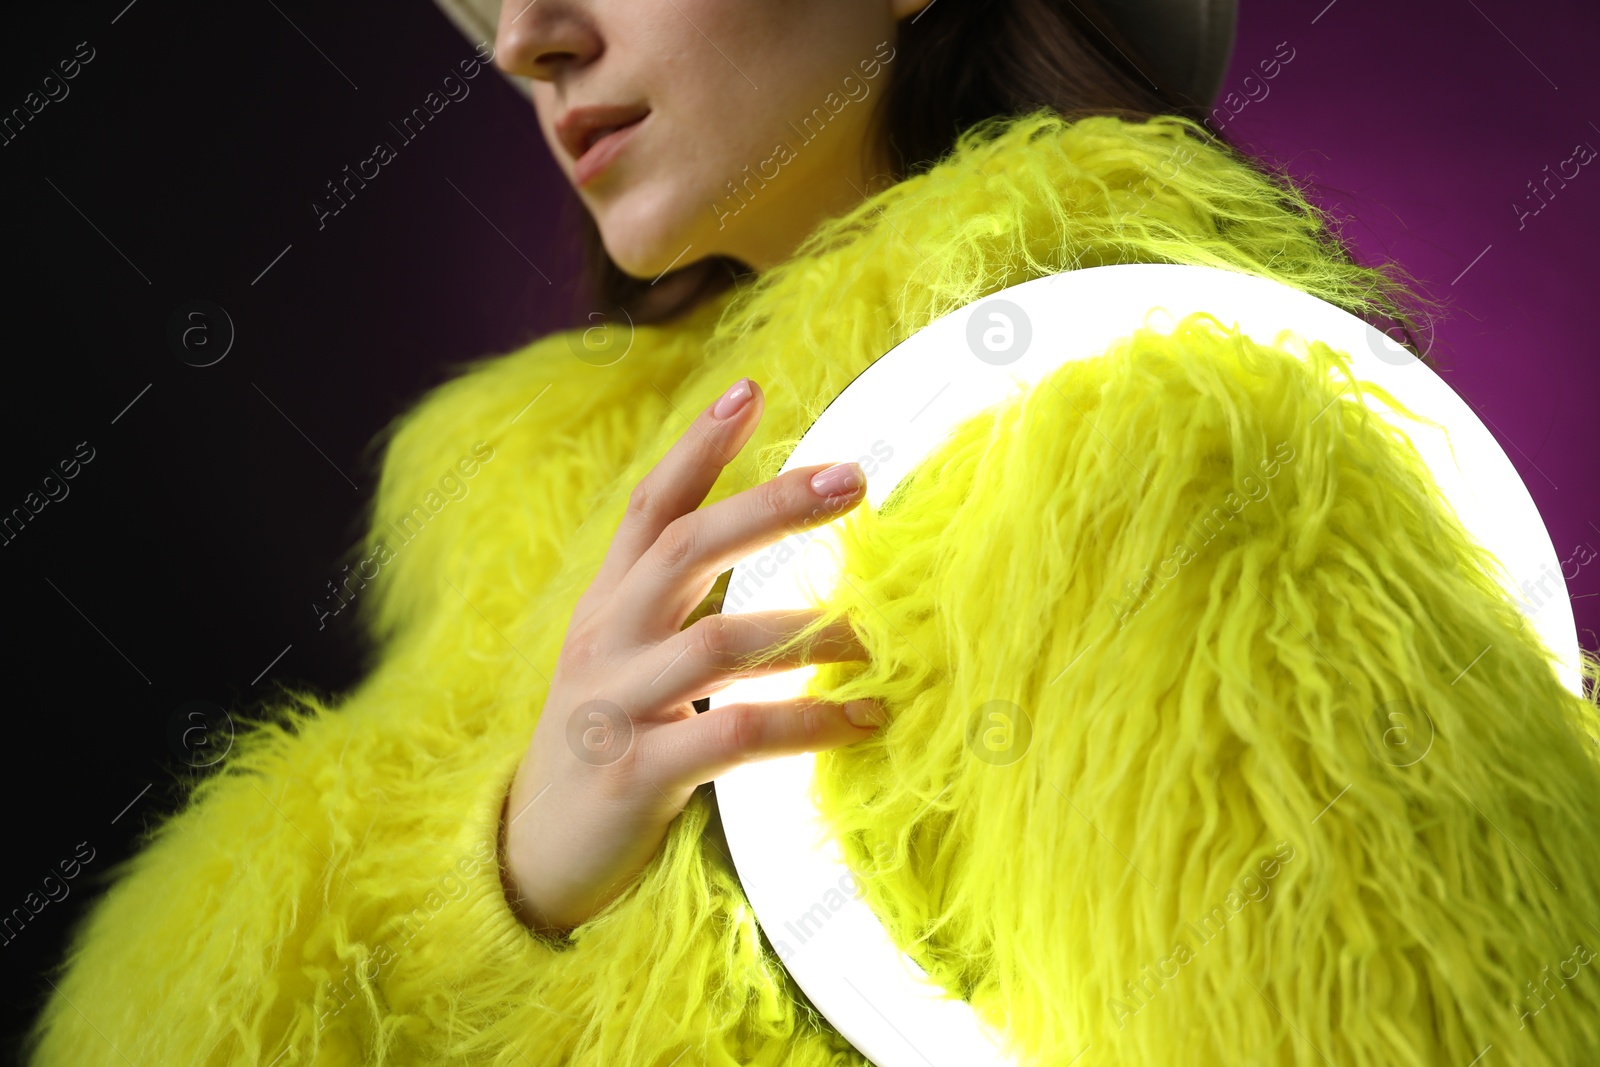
left=28, top=112, right=1600, bottom=1066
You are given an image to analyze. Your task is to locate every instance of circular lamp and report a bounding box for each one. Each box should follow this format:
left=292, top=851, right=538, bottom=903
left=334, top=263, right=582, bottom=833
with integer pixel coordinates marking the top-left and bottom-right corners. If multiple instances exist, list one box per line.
left=709, top=263, right=1581, bottom=1067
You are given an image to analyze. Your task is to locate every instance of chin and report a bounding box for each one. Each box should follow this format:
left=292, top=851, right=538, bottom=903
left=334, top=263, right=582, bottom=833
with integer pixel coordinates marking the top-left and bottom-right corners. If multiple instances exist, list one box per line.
left=601, top=238, right=678, bottom=280
left=589, top=180, right=711, bottom=280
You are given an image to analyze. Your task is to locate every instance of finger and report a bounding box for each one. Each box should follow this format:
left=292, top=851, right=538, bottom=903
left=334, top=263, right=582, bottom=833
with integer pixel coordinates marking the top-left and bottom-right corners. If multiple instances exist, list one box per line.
left=621, top=460, right=867, bottom=632
left=646, top=695, right=886, bottom=791
left=629, top=610, right=866, bottom=709
left=585, top=377, right=765, bottom=605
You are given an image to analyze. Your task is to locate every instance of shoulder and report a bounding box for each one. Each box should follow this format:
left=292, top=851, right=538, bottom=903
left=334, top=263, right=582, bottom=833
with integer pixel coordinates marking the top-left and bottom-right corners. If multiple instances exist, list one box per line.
left=373, top=297, right=725, bottom=503
left=356, top=316, right=711, bottom=652
left=372, top=333, right=569, bottom=505
left=879, top=110, right=1256, bottom=217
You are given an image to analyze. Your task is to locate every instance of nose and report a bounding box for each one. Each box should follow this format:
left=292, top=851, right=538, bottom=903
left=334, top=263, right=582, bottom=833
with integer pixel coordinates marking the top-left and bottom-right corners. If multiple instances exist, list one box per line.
left=494, top=0, right=603, bottom=82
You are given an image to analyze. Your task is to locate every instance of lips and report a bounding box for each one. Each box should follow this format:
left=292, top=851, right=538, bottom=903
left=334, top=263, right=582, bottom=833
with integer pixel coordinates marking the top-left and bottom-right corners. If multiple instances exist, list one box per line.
left=555, top=104, right=650, bottom=187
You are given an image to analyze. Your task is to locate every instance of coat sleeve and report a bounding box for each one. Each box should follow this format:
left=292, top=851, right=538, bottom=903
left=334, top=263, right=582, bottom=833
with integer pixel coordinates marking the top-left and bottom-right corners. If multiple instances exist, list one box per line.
left=21, top=338, right=589, bottom=1066
left=796, top=313, right=1600, bottom=1065
left=24, top=331, right=862, bottom=1067
left=23, top=675, right=559, bottom=1066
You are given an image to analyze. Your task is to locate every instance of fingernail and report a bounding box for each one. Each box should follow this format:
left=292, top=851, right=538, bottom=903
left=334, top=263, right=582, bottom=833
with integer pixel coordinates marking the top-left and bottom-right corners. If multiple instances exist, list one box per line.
left=844, top=700, right=885, bottom=729
left=713, top=378, right=753, bottom=419
left=810, top=462, right=864, bottom=498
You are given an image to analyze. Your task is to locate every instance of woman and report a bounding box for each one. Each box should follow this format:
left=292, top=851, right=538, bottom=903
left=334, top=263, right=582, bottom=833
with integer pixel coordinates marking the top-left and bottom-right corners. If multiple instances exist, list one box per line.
left=28, top=1, right=1600, bottom=1064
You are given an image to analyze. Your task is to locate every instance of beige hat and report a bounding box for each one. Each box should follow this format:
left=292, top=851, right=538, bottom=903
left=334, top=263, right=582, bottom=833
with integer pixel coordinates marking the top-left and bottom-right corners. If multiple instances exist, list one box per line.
left=433, top=0, right=1238, bottom=110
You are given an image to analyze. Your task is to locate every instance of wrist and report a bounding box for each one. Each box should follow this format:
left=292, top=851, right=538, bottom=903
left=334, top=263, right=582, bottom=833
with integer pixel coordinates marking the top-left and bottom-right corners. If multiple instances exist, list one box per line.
left=498, top=783, right=581, bottom=940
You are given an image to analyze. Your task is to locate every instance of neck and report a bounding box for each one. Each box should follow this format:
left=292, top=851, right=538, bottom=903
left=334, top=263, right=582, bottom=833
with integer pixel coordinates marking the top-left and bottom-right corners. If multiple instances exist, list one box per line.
left=732, top=143, right=899, bottom=273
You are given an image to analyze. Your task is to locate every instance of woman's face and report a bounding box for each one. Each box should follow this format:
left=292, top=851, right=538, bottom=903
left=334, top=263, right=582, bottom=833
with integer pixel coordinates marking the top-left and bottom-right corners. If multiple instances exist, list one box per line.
left=495, top=0, right=928, bottom=278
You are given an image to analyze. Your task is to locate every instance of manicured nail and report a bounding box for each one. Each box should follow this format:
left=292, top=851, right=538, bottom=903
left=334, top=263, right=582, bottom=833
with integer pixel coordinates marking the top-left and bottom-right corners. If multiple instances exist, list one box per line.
left=844, top=700, right=885, bottom=728
left=810, top=462, right=864, bottom=498
left=713, top=378, right=753, bottom=419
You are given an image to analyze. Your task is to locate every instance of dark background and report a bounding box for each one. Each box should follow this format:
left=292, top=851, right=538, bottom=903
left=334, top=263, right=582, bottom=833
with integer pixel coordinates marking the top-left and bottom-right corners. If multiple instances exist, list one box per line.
left=1, top=0, right=1596, bottom=1059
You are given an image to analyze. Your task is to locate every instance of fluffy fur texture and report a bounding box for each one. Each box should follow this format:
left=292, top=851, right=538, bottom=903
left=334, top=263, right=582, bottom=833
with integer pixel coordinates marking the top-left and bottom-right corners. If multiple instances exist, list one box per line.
left=27, top=111, right=1599, bottom=1066
left=790, top=316, right=1600, bottom=1065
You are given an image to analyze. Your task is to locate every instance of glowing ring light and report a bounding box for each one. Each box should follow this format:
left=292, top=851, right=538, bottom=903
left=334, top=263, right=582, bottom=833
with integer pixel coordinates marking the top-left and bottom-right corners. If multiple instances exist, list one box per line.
left=709, top=263, right=1581, bottom=1067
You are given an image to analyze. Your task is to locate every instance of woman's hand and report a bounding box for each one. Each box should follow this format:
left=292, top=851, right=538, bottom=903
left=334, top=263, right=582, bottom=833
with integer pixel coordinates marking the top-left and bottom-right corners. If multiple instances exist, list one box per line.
left=500, top=377, right=883, bottom=936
